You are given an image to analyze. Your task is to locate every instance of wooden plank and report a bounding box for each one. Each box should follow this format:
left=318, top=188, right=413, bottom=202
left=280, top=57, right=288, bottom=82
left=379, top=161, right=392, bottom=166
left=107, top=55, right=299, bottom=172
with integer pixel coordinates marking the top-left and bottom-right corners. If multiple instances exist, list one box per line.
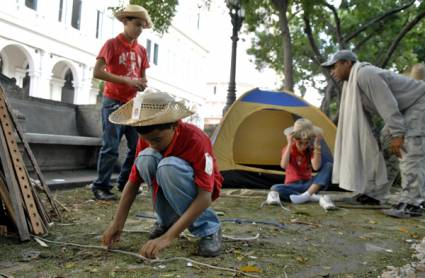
left=0, top=173, right=16, bottom=226
left=0, top=87, right=60, bottom=219
left=0, top=94, right=44, bottom=235
left=0, top=123, right=30, bottom=240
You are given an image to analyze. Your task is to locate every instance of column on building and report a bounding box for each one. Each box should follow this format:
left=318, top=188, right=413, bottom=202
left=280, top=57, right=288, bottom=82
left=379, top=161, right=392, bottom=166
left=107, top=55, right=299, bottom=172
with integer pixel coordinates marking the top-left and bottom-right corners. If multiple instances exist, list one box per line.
left=73, top=63, right=97, bottom=104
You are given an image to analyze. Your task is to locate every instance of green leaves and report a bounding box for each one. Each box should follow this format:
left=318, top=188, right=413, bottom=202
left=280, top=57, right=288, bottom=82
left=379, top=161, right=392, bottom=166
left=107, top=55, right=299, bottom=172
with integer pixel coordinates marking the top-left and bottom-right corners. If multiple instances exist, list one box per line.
left=242, top=0, right=425, bottom=90
left=129, top=0, right=178, bottom=34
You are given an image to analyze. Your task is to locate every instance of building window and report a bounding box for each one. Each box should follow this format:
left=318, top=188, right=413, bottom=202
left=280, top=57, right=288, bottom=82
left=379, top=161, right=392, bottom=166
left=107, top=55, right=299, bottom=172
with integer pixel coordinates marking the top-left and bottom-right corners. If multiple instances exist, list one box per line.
left=25, top=0, right=37, bottom=10
left=58, top=0, right=64, bottom=22
left=71, top=0, right=82, bottom=30
left=146, top=39, right=152, bottom=62
left=96, top=10, right=103, bottom=39
left=153, top=43, right=159, bottom=65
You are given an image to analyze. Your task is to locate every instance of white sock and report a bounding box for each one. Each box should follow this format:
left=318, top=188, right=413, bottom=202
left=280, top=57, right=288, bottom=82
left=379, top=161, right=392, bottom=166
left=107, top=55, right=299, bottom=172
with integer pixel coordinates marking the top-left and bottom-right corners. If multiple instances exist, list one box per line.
left=310, top=193, right=320, bottom=202
left=290, top=191, right=312, bottom=204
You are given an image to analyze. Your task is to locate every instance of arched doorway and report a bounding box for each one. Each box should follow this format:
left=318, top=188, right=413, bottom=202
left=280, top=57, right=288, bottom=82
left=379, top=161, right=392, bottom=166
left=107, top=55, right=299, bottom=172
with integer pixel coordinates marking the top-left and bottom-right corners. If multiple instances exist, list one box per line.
left=51, top=61, right=76, bottom=103
left=61, top=69, right=74, bottom=103
left=0, top=44, right=33, bottom=95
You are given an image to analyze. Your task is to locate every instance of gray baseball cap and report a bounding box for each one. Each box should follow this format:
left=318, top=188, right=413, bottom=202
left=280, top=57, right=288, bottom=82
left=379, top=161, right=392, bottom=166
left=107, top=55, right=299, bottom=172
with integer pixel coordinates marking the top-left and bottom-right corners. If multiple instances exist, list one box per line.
left=321, top=50, right=358, bottom=67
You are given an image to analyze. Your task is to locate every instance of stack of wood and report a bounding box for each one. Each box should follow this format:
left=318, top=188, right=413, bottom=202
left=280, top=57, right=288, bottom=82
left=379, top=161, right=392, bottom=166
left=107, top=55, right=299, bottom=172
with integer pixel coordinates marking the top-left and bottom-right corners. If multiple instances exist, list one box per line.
left=0, top=87, right=61, bottom=241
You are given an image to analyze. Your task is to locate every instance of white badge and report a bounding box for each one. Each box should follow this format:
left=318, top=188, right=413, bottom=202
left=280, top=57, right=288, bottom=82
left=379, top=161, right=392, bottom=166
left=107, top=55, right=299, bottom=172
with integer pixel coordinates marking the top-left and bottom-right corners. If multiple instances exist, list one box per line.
left=131, top=92, right=143, bottom=120
left=204, top=153, right=213, bottom=176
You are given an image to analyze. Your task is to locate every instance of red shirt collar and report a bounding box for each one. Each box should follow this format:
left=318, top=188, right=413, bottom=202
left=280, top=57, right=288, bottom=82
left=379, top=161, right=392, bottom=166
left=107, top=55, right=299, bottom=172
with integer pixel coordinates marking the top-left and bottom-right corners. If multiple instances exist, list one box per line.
left=117, top=33, right=138, bottom=49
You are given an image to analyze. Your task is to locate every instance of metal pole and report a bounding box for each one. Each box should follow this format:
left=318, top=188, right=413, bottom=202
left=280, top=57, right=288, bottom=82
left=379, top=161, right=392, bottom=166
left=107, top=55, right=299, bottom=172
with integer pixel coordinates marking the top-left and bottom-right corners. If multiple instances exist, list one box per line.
left=222, top=4, right=243, bottom=116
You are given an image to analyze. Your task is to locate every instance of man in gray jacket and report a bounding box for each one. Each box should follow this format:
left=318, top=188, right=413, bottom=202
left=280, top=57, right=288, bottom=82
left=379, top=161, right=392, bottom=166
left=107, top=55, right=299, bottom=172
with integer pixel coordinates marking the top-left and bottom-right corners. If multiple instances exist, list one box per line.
left=322, top=50, right=425, bottom=218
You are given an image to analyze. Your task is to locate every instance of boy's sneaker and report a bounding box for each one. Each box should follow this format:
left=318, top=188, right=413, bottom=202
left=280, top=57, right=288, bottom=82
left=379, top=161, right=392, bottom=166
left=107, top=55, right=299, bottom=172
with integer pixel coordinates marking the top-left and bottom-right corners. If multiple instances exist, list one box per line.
left=93, top=188, right=117, bottom=201
left=198, top=229, right=222, bottom=257
left=148, top=223, right=169, bottom=239
left=382, top=202, right=423, bottom=218
left=265, top=191, right=281, bottom=205
left=319, top=195, right=336, bottom=210
left=117, top=184, right=143, bottom=195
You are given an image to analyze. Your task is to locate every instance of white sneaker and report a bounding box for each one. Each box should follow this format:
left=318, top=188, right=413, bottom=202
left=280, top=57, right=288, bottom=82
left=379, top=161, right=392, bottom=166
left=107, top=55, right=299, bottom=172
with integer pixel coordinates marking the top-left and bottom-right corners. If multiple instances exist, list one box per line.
left=266, top=191, right=281, bottom=205
left=319, top=195, right=336, bottom=210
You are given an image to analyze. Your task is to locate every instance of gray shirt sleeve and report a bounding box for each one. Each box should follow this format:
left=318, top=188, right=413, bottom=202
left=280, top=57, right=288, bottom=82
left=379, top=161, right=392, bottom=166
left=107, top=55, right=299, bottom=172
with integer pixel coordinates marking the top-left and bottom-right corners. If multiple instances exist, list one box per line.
left=357, top=68, right=405, bottom=137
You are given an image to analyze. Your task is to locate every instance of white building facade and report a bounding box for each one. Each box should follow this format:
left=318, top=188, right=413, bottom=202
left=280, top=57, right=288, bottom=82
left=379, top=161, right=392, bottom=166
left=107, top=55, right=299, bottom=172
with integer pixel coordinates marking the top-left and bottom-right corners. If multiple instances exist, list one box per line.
left=0, top=0, right=210, bottom=118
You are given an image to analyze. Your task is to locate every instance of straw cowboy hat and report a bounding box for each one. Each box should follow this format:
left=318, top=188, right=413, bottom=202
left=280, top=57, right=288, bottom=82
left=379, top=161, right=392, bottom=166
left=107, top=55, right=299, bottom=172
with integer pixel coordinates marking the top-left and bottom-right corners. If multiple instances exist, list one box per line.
left=115, top=4, right=153, bottom=29
left=109, top=89, right=194, bottom=127
left=284, top=118, right=322, bottom=139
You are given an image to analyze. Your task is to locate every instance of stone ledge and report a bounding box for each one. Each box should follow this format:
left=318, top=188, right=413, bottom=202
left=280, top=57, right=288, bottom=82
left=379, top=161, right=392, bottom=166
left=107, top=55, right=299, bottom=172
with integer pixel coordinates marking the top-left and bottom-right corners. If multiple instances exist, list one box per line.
left=25, top=133, right=102, bottom=146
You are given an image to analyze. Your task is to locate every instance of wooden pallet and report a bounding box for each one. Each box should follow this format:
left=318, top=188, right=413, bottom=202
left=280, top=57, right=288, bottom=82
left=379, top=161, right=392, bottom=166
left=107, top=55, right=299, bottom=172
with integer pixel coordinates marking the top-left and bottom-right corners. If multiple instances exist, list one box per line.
left=0, top=87, right=60, bottom=240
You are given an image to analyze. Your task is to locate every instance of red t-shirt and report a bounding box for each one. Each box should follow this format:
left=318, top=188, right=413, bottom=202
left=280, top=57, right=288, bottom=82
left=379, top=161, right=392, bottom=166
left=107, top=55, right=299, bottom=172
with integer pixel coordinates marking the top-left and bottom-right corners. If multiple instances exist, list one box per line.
left=129, top=122, right=223, bottom=201
left=284, top=144, right=314, bottom=184
left=97, top=33, right=149, bottom=103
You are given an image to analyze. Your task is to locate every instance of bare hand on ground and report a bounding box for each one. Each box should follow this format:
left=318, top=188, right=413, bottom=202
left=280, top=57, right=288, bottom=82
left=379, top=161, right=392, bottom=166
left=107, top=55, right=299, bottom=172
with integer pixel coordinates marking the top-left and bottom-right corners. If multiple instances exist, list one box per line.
left=140, top=236, right=172, bottom=259
left=102, top=225, right=122, bottom=249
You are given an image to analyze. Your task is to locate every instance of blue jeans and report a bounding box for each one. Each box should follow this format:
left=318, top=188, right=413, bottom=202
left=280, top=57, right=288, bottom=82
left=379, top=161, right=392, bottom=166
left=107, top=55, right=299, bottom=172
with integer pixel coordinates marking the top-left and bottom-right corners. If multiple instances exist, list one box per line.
left=92, top=97, right=138, bottom=191
left=271, top=162, right=333, bottom=202
left=135, top=148, right=221, bottom=238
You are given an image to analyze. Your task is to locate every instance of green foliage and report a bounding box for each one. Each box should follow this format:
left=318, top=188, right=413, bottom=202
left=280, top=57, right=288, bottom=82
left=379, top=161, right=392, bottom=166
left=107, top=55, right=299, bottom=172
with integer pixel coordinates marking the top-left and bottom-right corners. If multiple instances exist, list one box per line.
left=110, top=0, right=178, bottom=34
left=242, top=0, right=425, bottom=90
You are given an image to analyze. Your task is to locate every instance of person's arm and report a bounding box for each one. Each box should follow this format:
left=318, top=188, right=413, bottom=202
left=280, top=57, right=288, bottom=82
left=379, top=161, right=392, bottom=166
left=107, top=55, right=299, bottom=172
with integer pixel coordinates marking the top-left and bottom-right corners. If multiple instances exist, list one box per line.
left=280, top=133, right=293, bottom=169
left=102, top=180, right=141, bottom=248
left=358, top=68, right=406, bottom=157
left=93, top=58, right=146, bottom=90
left=139, top=188, right=212, bottom=259
left=311, top=135, right=322, bottom=171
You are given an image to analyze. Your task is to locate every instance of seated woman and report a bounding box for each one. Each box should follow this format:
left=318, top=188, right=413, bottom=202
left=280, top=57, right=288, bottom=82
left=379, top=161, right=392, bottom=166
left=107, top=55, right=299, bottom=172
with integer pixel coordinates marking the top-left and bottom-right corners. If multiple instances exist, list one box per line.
left=268, top=118, right=333, bottom=204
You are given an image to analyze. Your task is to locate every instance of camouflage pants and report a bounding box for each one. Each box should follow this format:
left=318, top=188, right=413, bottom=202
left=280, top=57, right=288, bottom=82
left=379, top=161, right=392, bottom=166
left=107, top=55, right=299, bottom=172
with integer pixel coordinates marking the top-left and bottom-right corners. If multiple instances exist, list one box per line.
left=398, top=95, right=425, bottom=205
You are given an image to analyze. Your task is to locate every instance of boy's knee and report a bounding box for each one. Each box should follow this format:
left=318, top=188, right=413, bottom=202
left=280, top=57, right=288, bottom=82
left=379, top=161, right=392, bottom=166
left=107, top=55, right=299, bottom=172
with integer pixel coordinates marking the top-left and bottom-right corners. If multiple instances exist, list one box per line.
left=156, top=157, right=192, bottom=184
left=135, top=148, right=162, bottom=171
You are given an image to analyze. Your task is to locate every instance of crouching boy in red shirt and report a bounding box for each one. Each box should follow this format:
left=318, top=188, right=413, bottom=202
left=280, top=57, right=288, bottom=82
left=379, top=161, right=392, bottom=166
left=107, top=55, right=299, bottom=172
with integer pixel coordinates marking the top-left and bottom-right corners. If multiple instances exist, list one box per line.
left=102, top=90, right=223, bottom=258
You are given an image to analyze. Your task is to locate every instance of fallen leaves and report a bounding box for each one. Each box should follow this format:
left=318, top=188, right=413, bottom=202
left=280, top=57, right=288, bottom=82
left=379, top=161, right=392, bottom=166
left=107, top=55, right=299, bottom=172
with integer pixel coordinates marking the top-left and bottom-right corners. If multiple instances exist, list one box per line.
left=240, top=265, right=262, bottom=273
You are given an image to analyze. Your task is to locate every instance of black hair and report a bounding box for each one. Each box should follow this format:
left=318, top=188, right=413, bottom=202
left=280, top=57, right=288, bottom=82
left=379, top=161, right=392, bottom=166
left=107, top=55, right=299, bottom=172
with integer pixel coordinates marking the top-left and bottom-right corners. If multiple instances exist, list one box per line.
left=125, top=16, right=138, bottom=21
left=135, top=122, right=177, bottom=135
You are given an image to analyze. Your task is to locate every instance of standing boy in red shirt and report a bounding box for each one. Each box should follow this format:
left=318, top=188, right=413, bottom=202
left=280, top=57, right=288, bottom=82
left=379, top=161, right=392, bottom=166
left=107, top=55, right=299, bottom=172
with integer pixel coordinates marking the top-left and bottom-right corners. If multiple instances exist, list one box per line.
left=102, top=90, right=223, bottom=258
left=91, top=5, right=151, bottom=200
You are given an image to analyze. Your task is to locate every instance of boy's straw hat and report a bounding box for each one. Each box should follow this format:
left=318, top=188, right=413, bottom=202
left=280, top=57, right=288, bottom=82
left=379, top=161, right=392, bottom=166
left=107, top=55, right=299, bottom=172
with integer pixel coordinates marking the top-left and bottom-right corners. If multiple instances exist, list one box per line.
left=109, top=89, right=194, bottom=127
left=284, top=118, right=322, bottom=139
left=115, top=4, right=153, bottom=28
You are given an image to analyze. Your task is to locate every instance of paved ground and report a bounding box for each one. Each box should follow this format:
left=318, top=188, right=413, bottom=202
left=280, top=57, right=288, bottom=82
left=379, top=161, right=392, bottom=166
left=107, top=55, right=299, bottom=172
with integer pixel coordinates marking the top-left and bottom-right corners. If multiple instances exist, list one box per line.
left=1, top=187, right=425, bottom=277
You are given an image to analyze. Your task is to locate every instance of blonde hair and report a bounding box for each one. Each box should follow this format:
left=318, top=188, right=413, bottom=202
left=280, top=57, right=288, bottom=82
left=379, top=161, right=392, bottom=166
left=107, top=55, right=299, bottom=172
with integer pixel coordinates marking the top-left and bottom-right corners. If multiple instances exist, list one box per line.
left=410, top=63, right=425, bottom=81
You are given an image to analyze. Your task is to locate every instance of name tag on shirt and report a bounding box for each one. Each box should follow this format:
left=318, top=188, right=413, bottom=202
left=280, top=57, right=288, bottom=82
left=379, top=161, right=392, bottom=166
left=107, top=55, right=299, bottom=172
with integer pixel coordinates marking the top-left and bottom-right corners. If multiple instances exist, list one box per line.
left=204, top=153, right=213, bottom=176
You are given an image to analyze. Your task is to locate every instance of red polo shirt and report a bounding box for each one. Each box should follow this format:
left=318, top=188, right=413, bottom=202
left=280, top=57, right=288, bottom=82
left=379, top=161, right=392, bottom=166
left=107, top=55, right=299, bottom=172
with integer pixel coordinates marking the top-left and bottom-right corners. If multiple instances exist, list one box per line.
left=284, top=144, right=313, bottom=184
left=97, top=33, right=149, bottom=103
left=129, top=122, right=223, bottom=201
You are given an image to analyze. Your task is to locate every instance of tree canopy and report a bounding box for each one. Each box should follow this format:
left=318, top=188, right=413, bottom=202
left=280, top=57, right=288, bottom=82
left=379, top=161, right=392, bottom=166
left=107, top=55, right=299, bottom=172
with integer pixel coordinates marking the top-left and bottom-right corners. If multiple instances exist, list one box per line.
left=243, top=0, right=425, bottom=97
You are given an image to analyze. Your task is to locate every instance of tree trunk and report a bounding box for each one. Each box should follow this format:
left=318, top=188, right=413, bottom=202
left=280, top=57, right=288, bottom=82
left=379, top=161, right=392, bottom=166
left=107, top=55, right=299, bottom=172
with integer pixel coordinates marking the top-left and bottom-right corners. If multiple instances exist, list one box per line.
left=272, top=0, right=294, bottom=91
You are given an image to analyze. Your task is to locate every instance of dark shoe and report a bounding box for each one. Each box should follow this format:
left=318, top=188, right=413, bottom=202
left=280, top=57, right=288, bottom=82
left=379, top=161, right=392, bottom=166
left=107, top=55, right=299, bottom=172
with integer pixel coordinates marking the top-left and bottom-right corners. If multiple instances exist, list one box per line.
left=118, top=184, right=142, bottom=195
left=198, top=229, right=222, bottom=257
left=343, top=194, right=381, bottom=205
left=148, top=223, right=169, bottom=239
left=382, top=203, right=423, bottom=218
left=92, top=189, right=117, bottom=201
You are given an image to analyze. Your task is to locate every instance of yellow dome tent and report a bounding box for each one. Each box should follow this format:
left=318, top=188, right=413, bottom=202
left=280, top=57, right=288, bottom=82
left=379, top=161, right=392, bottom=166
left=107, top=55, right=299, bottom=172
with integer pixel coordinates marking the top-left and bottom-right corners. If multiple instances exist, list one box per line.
left=212, top=88, right=336, bottom=188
